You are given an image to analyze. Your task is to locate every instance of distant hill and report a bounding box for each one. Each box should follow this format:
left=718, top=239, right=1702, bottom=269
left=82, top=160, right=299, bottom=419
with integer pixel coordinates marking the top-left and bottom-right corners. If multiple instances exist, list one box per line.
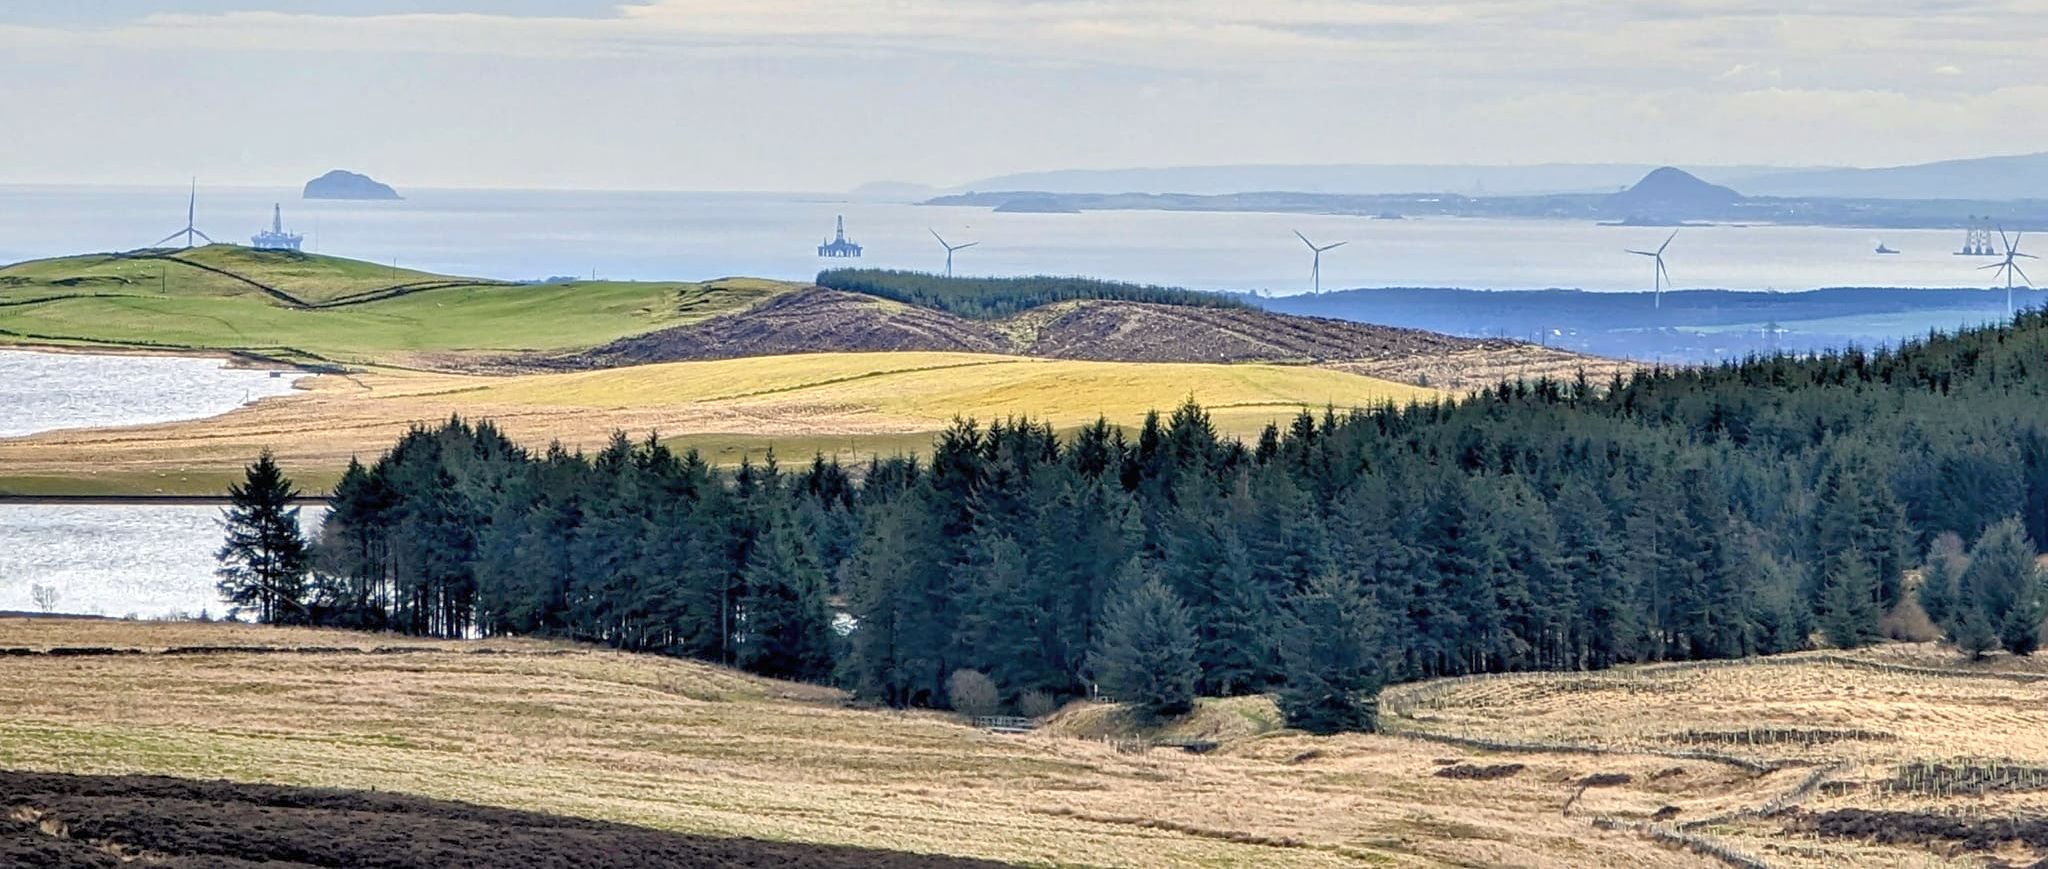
left=566, top=286, right=1616, bottom=389
left=305, top=170, right=402, bottom=201
left=1733, top=152, right=2048, bottom=200
left=1602, top=167, right=1742, bottom=222
left=951, top=162, right=1806, bottom=196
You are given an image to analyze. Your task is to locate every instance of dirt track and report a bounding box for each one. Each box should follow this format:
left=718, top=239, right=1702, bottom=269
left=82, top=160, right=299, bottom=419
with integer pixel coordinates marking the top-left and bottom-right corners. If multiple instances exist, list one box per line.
left=0, top=770, right=1013, bottom=868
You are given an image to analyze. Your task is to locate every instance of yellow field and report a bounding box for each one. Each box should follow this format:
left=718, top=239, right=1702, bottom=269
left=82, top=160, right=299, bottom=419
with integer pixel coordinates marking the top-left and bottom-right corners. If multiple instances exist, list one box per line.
left=0, top=352, right=1437, bottom=495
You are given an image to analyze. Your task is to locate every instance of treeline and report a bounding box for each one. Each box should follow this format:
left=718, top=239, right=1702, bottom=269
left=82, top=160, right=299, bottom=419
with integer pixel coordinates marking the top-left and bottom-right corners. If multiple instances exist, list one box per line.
left=814, top=269, right=1249, bottom=319
left=218, top=309, right=2048, bottom=733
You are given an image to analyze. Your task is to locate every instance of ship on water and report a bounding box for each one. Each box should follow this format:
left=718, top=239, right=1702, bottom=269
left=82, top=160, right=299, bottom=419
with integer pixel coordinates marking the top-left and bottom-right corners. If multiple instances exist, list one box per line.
left=1875, top=242, right=1899, bottom=255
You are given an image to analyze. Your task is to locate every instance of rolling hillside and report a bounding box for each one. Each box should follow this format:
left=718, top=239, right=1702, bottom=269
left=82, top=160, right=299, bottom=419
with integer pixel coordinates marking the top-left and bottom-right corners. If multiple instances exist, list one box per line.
left=2, top=618, right=2032, bottom=867
left=3, top=246, right=1610, bottom=385
left=568, top=287, right=1616, bottom=387
left=0, top=246, right=788, bottom=366
left=0, top=246, right=1621, bottom=494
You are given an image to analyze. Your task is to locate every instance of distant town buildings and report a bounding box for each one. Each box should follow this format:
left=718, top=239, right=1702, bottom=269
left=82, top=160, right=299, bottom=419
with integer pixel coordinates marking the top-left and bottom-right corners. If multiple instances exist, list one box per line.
left=817, top=215, right=862, bottom=258
left=252, top=204, right=304, bottom=251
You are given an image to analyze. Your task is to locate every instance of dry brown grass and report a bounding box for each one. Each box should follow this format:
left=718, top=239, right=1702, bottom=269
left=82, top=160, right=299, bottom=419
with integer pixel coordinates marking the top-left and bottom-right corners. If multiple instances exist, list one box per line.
left=0, top=619, right=1743, bottom=868
left=9, top=620, right=2027, bottom=866
left=1385, top=646, right=2048, bottom=866
left=1332, top=345, right=1643, bottom=394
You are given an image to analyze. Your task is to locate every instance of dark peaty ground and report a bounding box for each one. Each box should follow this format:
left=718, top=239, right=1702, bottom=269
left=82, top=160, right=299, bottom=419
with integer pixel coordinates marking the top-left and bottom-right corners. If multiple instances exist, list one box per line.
left=0, top=769, right=1016, bottom=868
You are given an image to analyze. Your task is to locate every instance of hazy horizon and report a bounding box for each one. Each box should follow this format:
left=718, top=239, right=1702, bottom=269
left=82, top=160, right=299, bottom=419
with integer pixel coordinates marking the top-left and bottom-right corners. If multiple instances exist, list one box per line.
left=4, top=2, right=2044, bottom=192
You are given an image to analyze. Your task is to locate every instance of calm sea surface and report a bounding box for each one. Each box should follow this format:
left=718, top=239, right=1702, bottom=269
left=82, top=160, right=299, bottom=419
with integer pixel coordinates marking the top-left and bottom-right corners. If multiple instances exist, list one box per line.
left=0, top=185, right=2007, bottom=293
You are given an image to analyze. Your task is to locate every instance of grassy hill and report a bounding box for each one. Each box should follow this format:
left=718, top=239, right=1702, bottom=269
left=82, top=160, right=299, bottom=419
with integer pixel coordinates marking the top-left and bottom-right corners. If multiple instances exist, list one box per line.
left=0, top=618, right=2023, bottom=867
left=0, top=246, right=791, bottom=366
left=0, top=352, right=1436, bottom=495
left=4, top=247, right=1610, bottom=383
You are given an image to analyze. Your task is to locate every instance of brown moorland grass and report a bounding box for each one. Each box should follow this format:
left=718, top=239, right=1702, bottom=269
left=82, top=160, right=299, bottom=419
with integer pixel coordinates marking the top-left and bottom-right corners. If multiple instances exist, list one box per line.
left=1384, top=644, right=2048, bottom=866
left=1, top=618, right=1757, bottom=868
left=8, top=629, right=2034, bottom=865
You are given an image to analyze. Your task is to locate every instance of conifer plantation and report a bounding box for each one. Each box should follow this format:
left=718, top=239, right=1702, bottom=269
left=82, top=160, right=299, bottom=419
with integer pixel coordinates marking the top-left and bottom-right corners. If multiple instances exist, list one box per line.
left=255, top=310, right=2048, bottom=732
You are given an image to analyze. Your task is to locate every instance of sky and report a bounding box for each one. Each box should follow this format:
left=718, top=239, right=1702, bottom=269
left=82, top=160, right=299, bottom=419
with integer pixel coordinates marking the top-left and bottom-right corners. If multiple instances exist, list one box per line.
left=2, top=1, right=2044, bottom=191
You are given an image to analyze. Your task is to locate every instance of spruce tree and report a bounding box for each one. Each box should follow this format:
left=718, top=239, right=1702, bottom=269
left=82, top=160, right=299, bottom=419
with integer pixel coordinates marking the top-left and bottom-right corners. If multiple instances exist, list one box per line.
left=735, top=507, right=835, bottom=680
left=1918, top=555, right=1958, bottom=635
left=1089, top=575, right=1200, bottom=723
left=216, top=450, right=311, bottom=624
left=1819, top=551, right=1880, bottom=649
left=1961, top=518, right=2047, bottom=656
left=1276, top=572, right=1385, bottom=734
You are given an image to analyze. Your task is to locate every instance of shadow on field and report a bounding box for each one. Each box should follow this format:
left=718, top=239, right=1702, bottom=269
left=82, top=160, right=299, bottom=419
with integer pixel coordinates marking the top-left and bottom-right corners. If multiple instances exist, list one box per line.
left=1, top=770, right=1013, bottom=868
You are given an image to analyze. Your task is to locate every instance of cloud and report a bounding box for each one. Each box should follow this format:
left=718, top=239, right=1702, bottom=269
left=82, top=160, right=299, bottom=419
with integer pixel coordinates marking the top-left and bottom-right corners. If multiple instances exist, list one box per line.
left=2, top=1, right=2044, bottom=188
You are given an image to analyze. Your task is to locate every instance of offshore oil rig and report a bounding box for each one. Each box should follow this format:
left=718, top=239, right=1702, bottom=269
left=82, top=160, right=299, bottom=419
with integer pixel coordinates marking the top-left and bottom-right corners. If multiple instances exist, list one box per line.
left=1957, top=216, right=2000, bottom=257
left=817, top=215, right=862, bottom=258
left=251, top=203, right=304, bottom=251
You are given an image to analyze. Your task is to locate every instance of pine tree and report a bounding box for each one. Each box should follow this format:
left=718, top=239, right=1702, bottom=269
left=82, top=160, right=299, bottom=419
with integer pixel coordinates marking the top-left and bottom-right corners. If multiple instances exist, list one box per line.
left=1089, top=575, right=1200, bottom=723
left=1276, top=572, right=1385, bottom=734
left=216, top=450, right=311, bottom=624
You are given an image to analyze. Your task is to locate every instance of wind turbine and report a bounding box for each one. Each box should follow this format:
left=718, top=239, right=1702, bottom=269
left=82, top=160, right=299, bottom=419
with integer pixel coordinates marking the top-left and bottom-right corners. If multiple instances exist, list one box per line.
left=1980, top=226, right=2036, bottom=317
left=1627, top=230, right=1678, bottom=309
left=930, top=229, right=977, bottom=278
left=153, top=179, right=215, bottom=249
left=1293, top=230, right=1346, bottom=295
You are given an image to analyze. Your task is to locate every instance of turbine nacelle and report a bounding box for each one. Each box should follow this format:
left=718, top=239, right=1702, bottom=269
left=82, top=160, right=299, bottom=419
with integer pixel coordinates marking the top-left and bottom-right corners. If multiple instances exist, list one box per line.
left=1626, top=230, right=1678, bottom=309
left=1294, top=230, right=1346, bottom=294
left=930, top=229, right=978, bottom=278
left=1982, top=227, right=2035, bottom=315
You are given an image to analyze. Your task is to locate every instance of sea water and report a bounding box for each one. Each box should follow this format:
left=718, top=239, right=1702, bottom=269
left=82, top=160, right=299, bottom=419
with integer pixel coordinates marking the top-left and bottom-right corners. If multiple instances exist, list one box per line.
left=0, top=184, right=2007, bottom=294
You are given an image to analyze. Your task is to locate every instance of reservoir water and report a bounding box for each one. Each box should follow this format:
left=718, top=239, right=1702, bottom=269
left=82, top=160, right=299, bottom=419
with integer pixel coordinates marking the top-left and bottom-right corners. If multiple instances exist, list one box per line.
left=0, top=349, right=304, bottom=618
left=0, top=349, right=300, bottom=438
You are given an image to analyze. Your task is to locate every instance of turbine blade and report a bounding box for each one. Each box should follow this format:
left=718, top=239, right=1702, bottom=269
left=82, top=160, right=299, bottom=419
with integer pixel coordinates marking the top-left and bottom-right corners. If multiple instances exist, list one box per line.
left=2017, top=252, right=2040, bottom=259
left=2001, top=226, right=2014, bottom=252
left=2016, top=263, right=2034, bottom=286
left=1626, top=250, right=1655, bottom=257
left=957, top=242, right=978, bottom=250
left=1659, top=229, right=1678, bottom=254
left=929, top=228, right=946, bottom=247
left=1322, top=242, right=1347, bottom=251
left=191, top=229, right=214, bottom=244
left=152, top=230, right=184, bottom=247
left=1982, top=262, right=2007, bottom=271
left=1294, top=230, right=1315, bottom=249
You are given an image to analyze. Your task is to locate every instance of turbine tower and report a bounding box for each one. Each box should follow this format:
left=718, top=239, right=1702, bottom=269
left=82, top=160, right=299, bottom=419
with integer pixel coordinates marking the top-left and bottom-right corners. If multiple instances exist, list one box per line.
left=1293, top=230, right=1346, bottom=295
left=1626, top=230, right=1678, bottom=309
left=153, top=179, right=215, bottom=249
left=1981, top=227, right=2036, bottom=317
left=930, top=229, right=977, bottom=278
